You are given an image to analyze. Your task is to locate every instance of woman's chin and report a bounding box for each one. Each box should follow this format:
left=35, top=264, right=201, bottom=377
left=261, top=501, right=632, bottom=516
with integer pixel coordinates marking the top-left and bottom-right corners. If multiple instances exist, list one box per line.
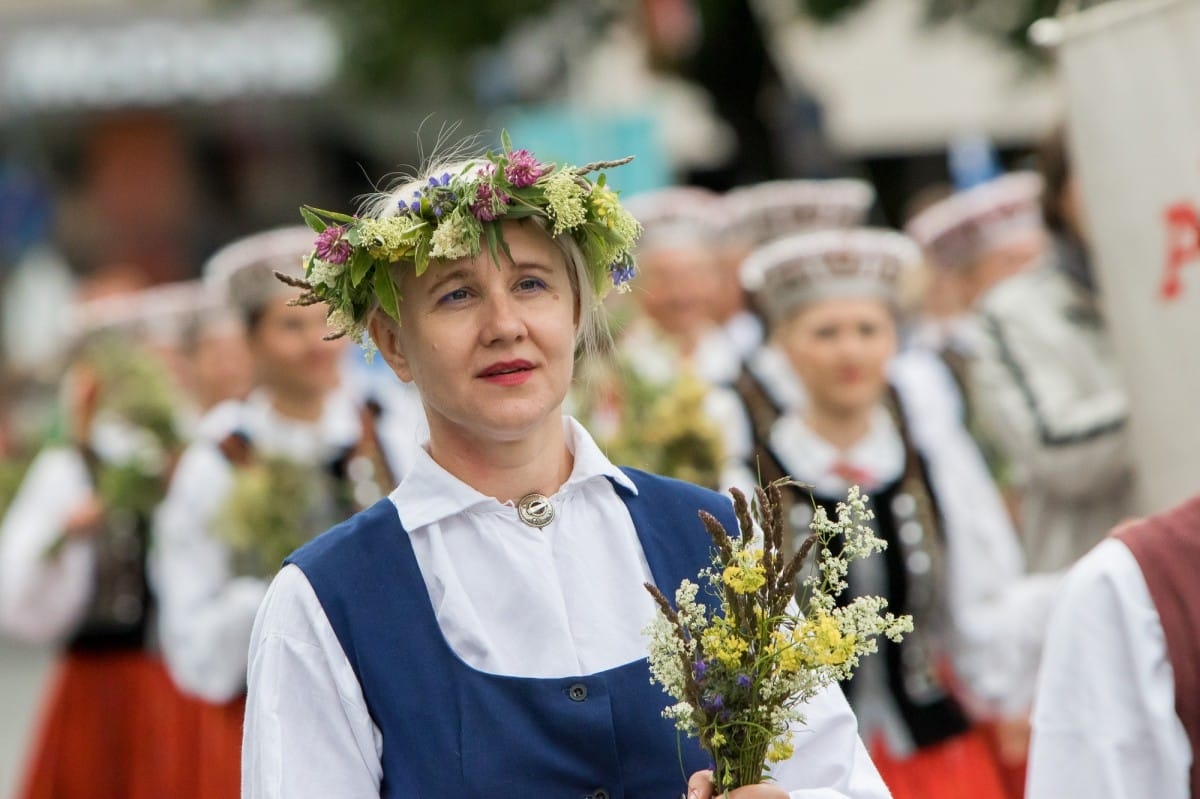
left=438, top=400, right=566, bottom=447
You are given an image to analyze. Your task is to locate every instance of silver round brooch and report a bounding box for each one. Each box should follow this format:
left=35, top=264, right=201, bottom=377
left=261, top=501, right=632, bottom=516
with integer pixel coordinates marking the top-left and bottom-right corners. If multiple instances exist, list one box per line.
left=517, top=492, right=555, bottom=528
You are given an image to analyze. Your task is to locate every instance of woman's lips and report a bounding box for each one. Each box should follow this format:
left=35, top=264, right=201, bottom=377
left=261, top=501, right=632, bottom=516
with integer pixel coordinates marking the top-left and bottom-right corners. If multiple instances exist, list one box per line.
left=838, top=367, right=864, bottom=383
left=478, top=360, right=535, bottom=386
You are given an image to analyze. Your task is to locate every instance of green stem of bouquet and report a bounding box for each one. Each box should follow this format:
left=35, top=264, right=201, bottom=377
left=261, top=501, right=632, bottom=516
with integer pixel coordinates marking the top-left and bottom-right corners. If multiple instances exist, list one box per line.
left=706, top=606, right=781, bottom=792
left=712, top=730, right=771, bottom=792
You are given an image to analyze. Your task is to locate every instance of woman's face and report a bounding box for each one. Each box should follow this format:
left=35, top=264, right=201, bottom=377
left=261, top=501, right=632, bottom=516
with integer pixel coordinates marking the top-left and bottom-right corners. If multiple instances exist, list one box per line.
left=248, top=295, right=344, bottom=400
left=189, top=318, right=254, bottom=410
left=376, top=220, right=578, bottom=447
left=636, top=245, right=720, bottom=340
left=967, top=232, right=1045, bottom=305
left=778, top=296, right=897, bottom=418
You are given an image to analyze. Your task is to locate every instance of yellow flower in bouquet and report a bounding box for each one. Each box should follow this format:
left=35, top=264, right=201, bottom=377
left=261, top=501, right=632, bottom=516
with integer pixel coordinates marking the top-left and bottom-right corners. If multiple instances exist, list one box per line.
left=644, top=480, right=912, bottom=791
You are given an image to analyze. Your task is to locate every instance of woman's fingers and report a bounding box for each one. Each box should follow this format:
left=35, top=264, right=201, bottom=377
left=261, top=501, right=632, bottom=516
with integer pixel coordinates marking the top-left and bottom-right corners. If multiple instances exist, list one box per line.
left=685, top=771, right=790, bottom=799
left=686, top=769, right=715, bottom=799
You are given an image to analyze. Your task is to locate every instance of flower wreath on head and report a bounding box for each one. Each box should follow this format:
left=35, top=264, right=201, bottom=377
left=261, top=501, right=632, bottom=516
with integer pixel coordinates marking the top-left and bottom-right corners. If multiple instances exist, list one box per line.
left=281, top=133, right=643, bottom=342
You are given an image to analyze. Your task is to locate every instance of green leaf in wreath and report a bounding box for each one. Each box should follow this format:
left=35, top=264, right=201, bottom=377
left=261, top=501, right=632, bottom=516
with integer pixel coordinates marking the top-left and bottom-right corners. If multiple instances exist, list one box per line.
left=374, top=268, right=401, bottom=321
left=303, top=206, right=357, bottom=225
left=349, top=248, right=373, bottom=287
left=299, top=206, right=328, bottom=234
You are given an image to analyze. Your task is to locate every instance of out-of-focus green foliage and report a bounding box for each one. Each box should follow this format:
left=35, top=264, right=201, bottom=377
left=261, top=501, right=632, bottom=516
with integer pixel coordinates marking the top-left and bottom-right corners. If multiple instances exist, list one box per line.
left=306, top=0, right=558, bottom=90
left=0, top=451, right=35, bottom=520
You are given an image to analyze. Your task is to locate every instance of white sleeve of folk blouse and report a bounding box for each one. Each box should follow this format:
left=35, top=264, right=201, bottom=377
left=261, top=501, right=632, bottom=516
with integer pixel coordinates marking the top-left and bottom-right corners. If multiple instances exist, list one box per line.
left=0, top=447, right=97, bottom=643
left=152, top=441, right=267, bottom=702
left=243, top=564, right=382, bottom=799
left=918, top=410, right=1061, bottom=716
left=1026, top=539, right=1189, bottom=799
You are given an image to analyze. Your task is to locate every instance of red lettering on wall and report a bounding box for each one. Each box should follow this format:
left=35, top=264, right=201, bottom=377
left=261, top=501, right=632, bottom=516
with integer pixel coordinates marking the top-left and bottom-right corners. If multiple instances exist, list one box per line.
left=1162, top=201, right=1200, bottom=301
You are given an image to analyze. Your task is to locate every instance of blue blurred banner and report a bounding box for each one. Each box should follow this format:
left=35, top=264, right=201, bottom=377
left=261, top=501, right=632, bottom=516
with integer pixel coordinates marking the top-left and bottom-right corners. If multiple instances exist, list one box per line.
left=0, top=163, right=52, bottom=267
left=499, top=106, right=671, bottom=196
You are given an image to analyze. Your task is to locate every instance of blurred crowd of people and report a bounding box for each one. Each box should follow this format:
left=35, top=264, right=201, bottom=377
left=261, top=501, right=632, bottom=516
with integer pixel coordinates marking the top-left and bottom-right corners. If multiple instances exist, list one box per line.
left=0, top=121, right=1138, bottom=799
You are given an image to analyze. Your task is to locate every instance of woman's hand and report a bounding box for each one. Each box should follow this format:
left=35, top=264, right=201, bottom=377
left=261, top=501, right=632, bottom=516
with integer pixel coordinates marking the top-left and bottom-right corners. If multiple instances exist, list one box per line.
left=992, top=714, right=1032, bottom=767
left=686, top=770, right=790, bottom=799
left=64, top=496, right=104, bottom=540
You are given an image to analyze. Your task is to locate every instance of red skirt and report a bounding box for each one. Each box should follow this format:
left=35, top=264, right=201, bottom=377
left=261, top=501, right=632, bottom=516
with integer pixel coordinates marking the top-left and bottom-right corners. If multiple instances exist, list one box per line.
left=977, top=719, right=1030, bottom=799
left=15, top=651, right=243, bottom=799
left=869, top=728, right=1010, bottom=799
left=182, top=691, right=245, bottom=798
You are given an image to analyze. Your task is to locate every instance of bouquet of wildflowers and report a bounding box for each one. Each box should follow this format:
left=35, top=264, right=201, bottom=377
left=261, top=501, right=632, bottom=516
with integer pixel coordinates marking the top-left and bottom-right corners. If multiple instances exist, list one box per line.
left=644, top=480, right=912, bottom=791
left=587, top=361, right=725, bottom=490
left=38, top=337, right=183, bottom=560
left=216, top=455, right=332, bottom=579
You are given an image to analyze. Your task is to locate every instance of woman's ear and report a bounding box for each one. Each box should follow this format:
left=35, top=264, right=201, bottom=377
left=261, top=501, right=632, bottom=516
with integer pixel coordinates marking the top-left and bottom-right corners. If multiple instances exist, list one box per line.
left=367, top=311, right=414, bottom=383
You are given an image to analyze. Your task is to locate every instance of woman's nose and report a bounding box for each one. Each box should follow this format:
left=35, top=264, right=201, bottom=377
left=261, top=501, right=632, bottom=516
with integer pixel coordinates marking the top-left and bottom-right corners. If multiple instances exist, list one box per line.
left=479, top=291, right=527, bottom=345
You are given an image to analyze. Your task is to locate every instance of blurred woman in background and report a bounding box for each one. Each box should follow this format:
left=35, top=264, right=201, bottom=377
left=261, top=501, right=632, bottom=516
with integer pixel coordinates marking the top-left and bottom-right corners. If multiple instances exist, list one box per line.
left=733, top=228, right=1058, bottom=799
left=152, top=227, right=403, bottom=796
left=0, top=295, right=187, bottom=799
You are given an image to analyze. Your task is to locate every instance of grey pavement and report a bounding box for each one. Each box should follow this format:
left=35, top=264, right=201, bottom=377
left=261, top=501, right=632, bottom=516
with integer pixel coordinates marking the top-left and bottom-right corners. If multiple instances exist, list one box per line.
left=0, top=640, right=53, bottom=799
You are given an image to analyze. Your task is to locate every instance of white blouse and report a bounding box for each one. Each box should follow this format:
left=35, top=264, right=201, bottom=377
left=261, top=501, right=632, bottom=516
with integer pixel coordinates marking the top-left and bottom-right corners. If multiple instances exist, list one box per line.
left=151, top=387, right=375, bottom=703
left=243, top=418, right=892, bottom=798
left=1026, top=538, right=1189, bottom=799
left=0, top=447, right=97, bottom=643
left=0, top=420, right=165, bottom=644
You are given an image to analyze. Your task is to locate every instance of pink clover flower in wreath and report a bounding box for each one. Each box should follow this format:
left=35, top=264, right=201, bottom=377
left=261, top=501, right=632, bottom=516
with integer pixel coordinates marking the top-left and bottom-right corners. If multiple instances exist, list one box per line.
left=504, top=149, right=548, bottom=188
left=314, top=225, right=352, bottom=265
left=470, top=182, right=511, bottom=222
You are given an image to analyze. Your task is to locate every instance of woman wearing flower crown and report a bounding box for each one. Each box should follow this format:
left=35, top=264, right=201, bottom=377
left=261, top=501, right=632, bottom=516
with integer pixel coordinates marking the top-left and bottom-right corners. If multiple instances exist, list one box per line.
left=241, top=141, right=891, bottom=798
left=730, top=229, right=1060, bottom=799
left=152, top=227, right=406, bottom=796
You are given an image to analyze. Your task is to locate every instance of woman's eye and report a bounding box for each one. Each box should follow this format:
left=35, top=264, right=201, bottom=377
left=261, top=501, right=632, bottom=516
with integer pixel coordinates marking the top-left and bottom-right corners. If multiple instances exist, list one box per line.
left=813, top=326, right=838, bottom=340
left=516, top=277, right=548, bottom=293
left=859, top=323, right=880, bottom=337
left=438, top=288, right=471, bottom=305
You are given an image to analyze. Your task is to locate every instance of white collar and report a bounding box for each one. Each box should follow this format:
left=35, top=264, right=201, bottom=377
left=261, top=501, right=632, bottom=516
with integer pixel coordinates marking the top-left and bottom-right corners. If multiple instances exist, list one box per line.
left=198, top=386, right=362, bottom=461
left=770, top=405, right=905, bottom=497
left=391, top=416, right=637, bottom=531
